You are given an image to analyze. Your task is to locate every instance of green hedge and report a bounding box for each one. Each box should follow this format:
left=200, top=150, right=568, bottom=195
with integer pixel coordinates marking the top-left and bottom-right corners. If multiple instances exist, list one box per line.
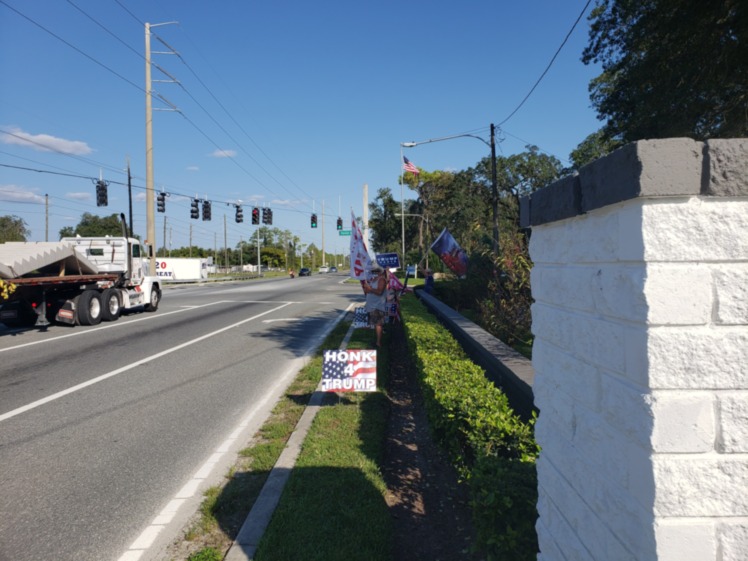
left=400, top=294, right=539, bottom=560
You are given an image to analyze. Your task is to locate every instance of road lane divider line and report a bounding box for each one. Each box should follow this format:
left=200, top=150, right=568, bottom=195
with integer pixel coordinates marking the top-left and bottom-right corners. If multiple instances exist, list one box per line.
left=119, top=303, right=354, bottom=561
left=0, top=301, right=229, bottom=353
left=0, top=302, right=293, bottom=423
left=0, top=300, right=301, bottom=353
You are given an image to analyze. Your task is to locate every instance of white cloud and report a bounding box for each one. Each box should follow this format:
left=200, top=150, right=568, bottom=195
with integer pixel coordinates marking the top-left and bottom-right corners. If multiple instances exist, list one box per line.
left=186, top=165, right=200, bottom=172
left=210, top=149, right=236, bottom=158
left=67, top=192, right=92, bottom=201
left=1, top=126, right=93, bottom=155
left=0, top=184, right=46, bottom=204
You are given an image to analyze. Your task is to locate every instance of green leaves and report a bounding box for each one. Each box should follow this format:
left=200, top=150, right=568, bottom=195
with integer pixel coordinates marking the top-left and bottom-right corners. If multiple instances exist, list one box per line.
left=400, top=294, right=539, bottom=558
left=583, top=0, right=748, bottom=141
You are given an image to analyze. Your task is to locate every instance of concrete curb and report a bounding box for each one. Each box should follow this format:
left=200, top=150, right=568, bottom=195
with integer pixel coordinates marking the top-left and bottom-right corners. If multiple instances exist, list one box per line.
left=224, top=305, right=357, bottom=561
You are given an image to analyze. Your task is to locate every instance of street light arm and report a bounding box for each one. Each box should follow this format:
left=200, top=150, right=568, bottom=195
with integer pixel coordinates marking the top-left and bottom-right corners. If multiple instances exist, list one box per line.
left=401, top=132, right=491, bottom=149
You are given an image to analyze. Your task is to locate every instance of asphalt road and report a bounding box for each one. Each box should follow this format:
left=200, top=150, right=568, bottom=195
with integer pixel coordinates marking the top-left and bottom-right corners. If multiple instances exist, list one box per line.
left=0, top=273, right=362, bottom=561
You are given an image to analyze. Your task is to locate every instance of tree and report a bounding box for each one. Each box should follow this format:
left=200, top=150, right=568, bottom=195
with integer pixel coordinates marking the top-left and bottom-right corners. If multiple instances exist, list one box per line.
left=0, top=215, right=30, bottom=242
left=368, top=188, right=416, bottom=255
left=59, top=213, right=125, bottom=239
left=569, top=128, right=623, bottom=169
left=583, top=0, right=748, bottom=142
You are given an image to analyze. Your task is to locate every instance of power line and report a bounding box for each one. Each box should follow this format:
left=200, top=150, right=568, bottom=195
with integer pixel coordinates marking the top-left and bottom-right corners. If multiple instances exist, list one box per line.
left=497, top=0, right=593, bottom=126
left=0, top=0, right=149, bottom=97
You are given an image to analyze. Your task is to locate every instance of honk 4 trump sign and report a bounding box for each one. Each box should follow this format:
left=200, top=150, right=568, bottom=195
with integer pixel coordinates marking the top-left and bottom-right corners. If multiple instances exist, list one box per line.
left=321, top=349, right=377, bottom=392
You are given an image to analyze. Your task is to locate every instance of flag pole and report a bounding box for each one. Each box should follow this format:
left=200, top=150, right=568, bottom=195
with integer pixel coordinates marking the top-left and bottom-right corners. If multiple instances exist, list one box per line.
left=400, top=146, right=405, bottom=268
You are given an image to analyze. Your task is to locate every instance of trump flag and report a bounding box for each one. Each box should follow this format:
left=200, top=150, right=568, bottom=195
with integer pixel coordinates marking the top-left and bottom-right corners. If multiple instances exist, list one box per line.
left=349, top=209, right=371, bottom=280
left=430, top=227, right=468, bottom=277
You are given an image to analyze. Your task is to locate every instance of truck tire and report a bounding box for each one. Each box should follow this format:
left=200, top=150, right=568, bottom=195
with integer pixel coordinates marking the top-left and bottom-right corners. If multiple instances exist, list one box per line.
left=144, top=287, right=160, bottom=312
left=101, top=288, right=121, bottom=321
left=77, top=290, right=103, bottom=326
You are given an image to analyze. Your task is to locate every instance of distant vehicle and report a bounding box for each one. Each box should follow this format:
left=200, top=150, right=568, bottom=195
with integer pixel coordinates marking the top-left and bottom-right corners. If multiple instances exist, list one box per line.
left=329, top=266, right=338, bottom=273
left=319, top=266, right=329, bottom=273
left=299, top=267, right=311, bottom=276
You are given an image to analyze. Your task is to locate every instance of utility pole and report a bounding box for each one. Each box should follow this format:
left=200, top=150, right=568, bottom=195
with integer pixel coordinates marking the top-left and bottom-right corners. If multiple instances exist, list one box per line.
left=45, top=194, right=49, bottom=241
left=490, top=123, right=499, bottom=257
left=127, top=158, right=134, bottom=237
left=162, top=215, right=167, bottom=257
left=256, top=227, right=261, bottom=275
left=144, top=23, right=156, bottom=274
left=189, top=222, right=193, bottom=258
left=223, top=214, right=228, bottom=271
left=144, top=21, right=177, bottom=273
left=321, top=199, right=325, bottom=267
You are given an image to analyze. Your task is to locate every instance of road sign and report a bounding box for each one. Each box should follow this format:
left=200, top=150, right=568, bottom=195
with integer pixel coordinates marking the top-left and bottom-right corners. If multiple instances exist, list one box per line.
left=338, top=229, right=351, bottom=236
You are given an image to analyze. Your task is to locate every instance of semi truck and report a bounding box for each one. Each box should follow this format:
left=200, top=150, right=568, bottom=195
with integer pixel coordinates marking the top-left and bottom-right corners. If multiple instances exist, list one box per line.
left=0, top=215, right=161, bottom=328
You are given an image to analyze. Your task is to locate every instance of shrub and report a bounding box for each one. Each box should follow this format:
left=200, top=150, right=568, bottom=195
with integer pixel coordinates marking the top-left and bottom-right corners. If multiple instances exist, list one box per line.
left=470, top=455, right=538, bottom=561
left=399, top=294, right=539, bottom=556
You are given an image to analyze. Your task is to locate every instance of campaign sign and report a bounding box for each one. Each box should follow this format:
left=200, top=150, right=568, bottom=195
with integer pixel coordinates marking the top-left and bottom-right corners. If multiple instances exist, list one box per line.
left=321, top=349, right=377, bottom=392
left=375, top=253, right=400, bottom=269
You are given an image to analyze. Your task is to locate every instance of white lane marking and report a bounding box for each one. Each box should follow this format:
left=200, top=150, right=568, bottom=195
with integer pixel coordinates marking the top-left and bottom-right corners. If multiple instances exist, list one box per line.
left=0, top=300, right=294, bottom=354
left=118, top=353, right=308, bottom=561
left=0, top=302, right=217, bottom=353
left=0, top=302, right=293, bottom=423
left=262, top=318, right=305, bottom=323
left=118, top=303, right=354, bottom=561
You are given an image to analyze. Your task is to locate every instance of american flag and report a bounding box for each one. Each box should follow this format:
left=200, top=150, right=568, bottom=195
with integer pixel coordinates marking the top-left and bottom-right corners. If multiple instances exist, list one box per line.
left=403, top=156, right=420, bottom=175
left=322, top=350, right=377, bottom=392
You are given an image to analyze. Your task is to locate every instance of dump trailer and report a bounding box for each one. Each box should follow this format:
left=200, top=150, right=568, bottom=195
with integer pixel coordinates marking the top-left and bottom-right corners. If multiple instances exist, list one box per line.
left=0, top=217, right=161, bottom=328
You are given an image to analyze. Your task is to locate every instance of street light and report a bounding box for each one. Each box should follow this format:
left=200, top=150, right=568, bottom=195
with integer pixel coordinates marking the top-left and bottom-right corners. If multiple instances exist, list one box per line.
left=400, top=123, right=499, bottom=256
left=396, top=212, right=429, bottom=275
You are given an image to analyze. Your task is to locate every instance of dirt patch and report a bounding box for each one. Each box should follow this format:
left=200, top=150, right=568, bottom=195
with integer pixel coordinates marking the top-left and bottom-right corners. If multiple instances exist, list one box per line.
left=382, top=324, right=483, bottom=561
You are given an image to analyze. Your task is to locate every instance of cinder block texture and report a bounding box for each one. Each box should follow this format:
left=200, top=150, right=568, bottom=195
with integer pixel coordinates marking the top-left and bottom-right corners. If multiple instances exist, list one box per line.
left=530, top=138, right=748, bottom=561
left=718, top=393, right=748, bottom=453
left=705, top=138, right=748, bottom=196
left=655, top=522, right=716, bottom=561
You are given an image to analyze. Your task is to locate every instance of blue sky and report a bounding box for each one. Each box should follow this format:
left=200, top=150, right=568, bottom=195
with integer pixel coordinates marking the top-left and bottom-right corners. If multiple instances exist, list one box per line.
left=0, top=0, right=602, bottom=253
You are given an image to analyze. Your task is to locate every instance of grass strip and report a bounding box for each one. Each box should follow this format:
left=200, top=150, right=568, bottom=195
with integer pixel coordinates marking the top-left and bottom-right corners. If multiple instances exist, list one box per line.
left=180, top=319, right=392, bottom=561
left=253, top=326, right=391, bottom=561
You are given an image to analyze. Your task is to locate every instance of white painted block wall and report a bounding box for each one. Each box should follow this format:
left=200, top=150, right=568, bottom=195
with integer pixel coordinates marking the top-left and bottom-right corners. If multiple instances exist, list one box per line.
left=528, top=139, right=748, bottom=561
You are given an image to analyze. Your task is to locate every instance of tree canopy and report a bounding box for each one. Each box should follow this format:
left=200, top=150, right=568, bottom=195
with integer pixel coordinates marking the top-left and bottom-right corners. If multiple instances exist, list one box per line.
left=583, top=0, right=748, bottom=142
left=0, top=215, right=30, bottom=243
left=58, top=213, right=125, bottom=239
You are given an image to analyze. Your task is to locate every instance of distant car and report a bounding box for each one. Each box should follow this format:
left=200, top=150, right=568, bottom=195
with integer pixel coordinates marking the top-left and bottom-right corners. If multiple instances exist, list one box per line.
left=299, top=267, right=311, bottom=276
left=319, top=266, right=329, bottom=273
left=329, top=266, right=338, bottom=273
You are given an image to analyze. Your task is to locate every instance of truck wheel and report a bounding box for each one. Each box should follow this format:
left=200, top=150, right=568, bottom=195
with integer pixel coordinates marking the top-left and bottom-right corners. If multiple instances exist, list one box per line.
left=101, top=289, right=121, bottom=321
left=77, top=290, right=103, bottom=326
left=144, top=287, right=160, bottom=312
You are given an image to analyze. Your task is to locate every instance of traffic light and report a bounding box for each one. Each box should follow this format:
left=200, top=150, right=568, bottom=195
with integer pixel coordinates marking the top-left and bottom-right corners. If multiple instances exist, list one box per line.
left=190, top=199, right=200, bottom=219
left=262, top=208, right=272, bottom=225
left=252, top=207, right=260, bottom=225
left=157, top=192, right=166, bottom=213
left=202, top=200, right=212, bottom=221
left=336, top=217, right=343, bottom=230
left=311, top=213, right=317, bottom=228
left=96, top=180, right=108, bottom=207
left=235, top=205, right=243, bottom=223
